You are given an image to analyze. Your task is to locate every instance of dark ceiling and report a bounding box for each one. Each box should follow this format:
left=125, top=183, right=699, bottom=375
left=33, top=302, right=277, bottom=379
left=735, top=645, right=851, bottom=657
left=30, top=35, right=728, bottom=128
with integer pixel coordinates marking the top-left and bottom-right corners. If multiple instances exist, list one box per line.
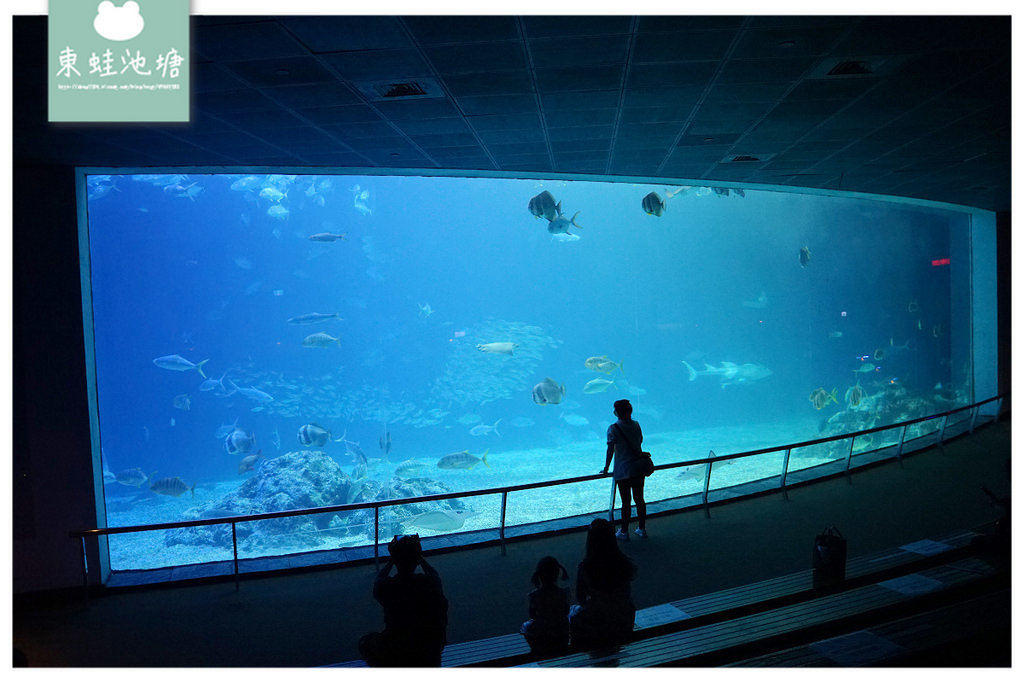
left=13, top=15, right=1011, bottom=212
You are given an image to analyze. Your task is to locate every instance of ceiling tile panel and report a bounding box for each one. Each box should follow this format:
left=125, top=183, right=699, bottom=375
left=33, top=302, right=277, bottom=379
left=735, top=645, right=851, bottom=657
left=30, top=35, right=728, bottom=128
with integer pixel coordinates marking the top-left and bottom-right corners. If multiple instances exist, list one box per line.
left=457, top=94, right=538, bottom=115
left=632, top=31, right=735, bottom=63
left=626, top=63, right=718, bottom=90
left=296, top=105, right=384, bottom=126
left=542, top=90, right=621, bottom=110
left=403, top=16, right=520, bottom=45
left=622, top=86, right=702, bottom=109
left=223, top=57, right=337, bottom=87
left=535, top=66, right=625, bottom=93
left=282, top=16, right=411, bottom=52
left=636, top=17, right=746, bottom=33
left=529, top=36, right=630, bottom=69
left=467, top=112, right=542, bottom=131
left=395, top=118, right=474, bottom=136
left=717, top=57, right=815, bottom=84
left=424, top=43, right=526, bottom=74
left=320, top=49, right=433, bottom=81
left=443, top=71, right=533, bottom=97
left=198, top=89, right=276, bottom=114
left=731, top=27, right=847, bottom=60
left=544, top=109, right=618, bottom=128
left=195, top=21, right=309, bottom=62
left=372, top=98, right=461, bottom=121
left=263, top=83, right=361, bottom=109
left=521, top=16, right=632, bottom=38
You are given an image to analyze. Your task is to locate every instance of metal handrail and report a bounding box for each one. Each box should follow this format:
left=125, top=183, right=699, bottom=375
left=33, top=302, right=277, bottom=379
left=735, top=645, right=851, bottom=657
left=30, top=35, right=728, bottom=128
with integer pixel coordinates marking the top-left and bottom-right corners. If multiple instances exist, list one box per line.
left=70, top=393, right=1008, bottom=588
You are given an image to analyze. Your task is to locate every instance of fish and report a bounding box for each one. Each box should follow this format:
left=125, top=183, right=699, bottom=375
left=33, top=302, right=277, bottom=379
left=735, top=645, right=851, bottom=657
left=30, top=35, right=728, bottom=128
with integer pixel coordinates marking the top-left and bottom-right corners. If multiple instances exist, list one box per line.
left=308, top=232, right=347, bottom=242
left=233, top=256, right=254, bottom=270
left=394, top=459, right=428, bottom=478
left=476, top=342, right=518, bottom=355
left=153, top=354, right=209, bottom=378
left=114, top=467, right=155, bottom=487
left=351, top=185, right=372, bottom=215
left=172, top=393, right=191, bottom=411
left=584, top=355, right=623, bottom=375
left=469, top=419, right=501, bottom=437
left=641, top=187, right=686, bottom=216
left=297, top=423, right=332, bottom=447
left=225, top=428, right=255, bottom=455
left=799, top=246, right=812, bottom=267
left=379, top=430, right=392, bottom=455
left=303, top=332, right=341, bottom=348
left=456, top=413, right=482, bottom=425
left=403, top=509, right=480, bottom=532
left=680, top=360, right=774, bottom=386
left=547, top=211, right=581, bottom=235
left=229, top=175, right=262, bottom=192
left=532, top=378, right=566, bottom=405
left=855, top=362, right=877, bottom=374
left=845, top=381, right=864, bottom=408
left=561, top=414, right=590, bottom=427
left=809, top=387, right=839, bottom=411
left=828, top=331, right=843, bottom=339
left=742, top=291, right=769, bottom=309
left=199, top=371, right=230, bottom=393
left=418, top=303, right=434, bottom=317
left=437, top=449, right=489, bottom=470
left=267, top=205, right=289, bottom=220
left=271, top=427, right=281, bottom=451
left=214, top=419, right=238, bottom=440
left=238, top=450, right=264, bottom=475
left=641, top=191, right=666, bottom=216
left=234, top=384, right=275, bottom=403
left=149, top=476, right=196, bottom=498
left=528, top=191, right=561, bottom=221
left=583, top=378, right=616, bottom=394
left=287, top=312, right=343, bottom=325
left=908, top=299, right=920, bottom=314
left=259, top=187, right=285, bottom=202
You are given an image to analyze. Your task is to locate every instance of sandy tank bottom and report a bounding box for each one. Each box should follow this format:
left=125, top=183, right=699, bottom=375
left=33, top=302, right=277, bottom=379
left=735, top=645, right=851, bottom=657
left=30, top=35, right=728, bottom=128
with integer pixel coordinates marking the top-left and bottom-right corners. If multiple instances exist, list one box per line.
left=106, top=416, right=903, bottom=571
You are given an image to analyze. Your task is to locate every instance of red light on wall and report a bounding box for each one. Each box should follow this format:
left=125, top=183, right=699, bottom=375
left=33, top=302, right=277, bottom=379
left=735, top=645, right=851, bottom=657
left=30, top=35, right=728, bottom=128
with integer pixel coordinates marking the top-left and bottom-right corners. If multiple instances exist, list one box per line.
left=931, top=258, right=950, bottom=267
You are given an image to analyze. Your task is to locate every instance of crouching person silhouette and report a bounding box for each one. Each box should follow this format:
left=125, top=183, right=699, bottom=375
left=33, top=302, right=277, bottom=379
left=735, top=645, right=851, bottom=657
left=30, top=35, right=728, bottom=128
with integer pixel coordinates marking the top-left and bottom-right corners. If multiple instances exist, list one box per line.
left=358, top=534, right=448, bottom=667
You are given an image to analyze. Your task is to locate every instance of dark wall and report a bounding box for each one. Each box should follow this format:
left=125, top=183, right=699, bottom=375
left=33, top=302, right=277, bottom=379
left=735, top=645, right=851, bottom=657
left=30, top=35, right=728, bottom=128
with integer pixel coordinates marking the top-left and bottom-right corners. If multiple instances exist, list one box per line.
left=13, top=164, right=101, bottom=593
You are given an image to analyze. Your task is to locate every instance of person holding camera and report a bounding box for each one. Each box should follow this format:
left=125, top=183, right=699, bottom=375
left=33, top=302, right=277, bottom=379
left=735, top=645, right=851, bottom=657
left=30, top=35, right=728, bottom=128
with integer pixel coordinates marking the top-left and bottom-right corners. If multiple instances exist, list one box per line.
left=358, top=534, right=449, bottom=667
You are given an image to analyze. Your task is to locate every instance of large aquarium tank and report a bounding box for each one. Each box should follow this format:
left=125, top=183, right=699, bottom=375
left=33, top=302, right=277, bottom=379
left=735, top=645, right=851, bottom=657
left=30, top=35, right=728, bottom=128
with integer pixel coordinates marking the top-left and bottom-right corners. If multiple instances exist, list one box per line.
left=79, top=170, right=994, bottom=576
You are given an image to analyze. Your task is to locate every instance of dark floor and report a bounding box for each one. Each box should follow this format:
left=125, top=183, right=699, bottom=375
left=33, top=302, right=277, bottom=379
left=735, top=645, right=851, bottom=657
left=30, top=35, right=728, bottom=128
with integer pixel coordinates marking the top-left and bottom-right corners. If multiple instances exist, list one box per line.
left=12, top=420, right=1012, bottom=667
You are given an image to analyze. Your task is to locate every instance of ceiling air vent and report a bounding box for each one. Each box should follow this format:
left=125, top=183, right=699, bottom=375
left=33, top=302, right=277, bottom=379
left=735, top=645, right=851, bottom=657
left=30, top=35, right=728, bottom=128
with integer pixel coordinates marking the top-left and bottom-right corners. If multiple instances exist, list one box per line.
left=721, top=152, right=775, bottom=163
left=808, top=55, right=906, bottom=79
left=353, top=78, right=444, bottom=102
left=827, top=60, right=873, bottom=76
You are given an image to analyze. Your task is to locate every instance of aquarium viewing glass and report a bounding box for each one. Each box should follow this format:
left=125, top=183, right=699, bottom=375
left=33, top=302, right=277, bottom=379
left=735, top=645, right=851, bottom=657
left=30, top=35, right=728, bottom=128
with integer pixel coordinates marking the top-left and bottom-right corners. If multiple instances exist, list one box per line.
left=78, top=170, right=996, bottom=576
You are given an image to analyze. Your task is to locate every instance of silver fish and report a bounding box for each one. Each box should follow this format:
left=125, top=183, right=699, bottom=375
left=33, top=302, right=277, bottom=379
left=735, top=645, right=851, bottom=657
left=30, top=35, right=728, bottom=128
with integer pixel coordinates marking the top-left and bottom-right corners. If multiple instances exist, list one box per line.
left=469, top=419, right=501, bottom=437
left=287, top=312, right=343, bottom=325
left=153, top=354, right=209, bottom=378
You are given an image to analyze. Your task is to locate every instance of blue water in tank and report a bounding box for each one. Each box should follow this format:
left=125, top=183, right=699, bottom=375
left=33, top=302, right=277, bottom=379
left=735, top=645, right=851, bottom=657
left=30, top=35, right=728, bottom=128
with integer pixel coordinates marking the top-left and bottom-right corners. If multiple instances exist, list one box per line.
left=82, top=172, right=972, bottom=570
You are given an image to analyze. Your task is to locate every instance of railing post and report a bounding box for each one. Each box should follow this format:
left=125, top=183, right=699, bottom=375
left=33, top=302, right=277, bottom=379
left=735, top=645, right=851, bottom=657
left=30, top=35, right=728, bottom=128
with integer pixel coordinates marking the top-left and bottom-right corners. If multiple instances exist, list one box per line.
left=896, top=424, right=908, bottom=462
left=80, top=536, right=89, bottom=600
left=969, top=406, right=978, bottom=434
left=938, top=414, right=949, bottom=443
left=845, top=436, right=855, bottom=476
left=994, top=397, right=1003, bottom=424
left=779, top=448, right=792, bottom=489
left=231, top=522, right=239, bottom=592
left=607, top=478, right=617, bottom=522
left=374, top=507, right=380, bottom=569
left=499, top=492, right=508, bottom=556
left=702, top=451, right=714, bottom=517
